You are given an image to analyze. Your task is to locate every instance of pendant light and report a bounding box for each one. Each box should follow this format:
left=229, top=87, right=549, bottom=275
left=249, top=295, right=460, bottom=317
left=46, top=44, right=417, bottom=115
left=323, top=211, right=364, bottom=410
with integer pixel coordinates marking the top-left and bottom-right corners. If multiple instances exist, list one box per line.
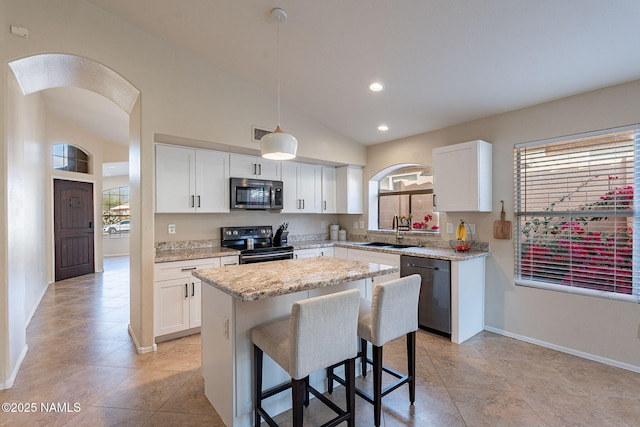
left=261, top=7, right=298, bottom=160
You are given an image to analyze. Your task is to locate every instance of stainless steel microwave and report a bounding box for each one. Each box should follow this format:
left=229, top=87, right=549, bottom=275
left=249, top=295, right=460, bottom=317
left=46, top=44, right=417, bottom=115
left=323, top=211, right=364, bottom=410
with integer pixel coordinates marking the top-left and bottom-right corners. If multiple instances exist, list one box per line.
left=230, top=177, right=283, bottom=210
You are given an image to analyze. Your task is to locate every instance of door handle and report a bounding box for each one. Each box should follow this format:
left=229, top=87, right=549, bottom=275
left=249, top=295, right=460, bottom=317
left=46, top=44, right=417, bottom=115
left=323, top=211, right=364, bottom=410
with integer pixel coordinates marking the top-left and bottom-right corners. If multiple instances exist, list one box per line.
left=191, top=282, right=195, bottom=297
left=258, top=164, right=262, bottom=175
left=185, top=283, right=188, bottom=299
left=197, top=195, right=201, bottom=208
left=191, top=195, right=195, bottom=208
left=433, top=194, right=437, bottom=207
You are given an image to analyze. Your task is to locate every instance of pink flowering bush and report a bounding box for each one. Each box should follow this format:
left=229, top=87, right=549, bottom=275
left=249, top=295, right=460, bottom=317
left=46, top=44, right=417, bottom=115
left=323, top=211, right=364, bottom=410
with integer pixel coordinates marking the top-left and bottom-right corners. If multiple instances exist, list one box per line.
left=520, top=177, right=633, bottom=295
left=412, top=214, right=439, bottom=230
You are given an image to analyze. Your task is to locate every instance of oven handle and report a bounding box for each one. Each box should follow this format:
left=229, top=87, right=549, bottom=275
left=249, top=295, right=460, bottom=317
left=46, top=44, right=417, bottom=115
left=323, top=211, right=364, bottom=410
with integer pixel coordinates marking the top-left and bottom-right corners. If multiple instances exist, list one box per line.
left=241, top=251, right=293, bottom=261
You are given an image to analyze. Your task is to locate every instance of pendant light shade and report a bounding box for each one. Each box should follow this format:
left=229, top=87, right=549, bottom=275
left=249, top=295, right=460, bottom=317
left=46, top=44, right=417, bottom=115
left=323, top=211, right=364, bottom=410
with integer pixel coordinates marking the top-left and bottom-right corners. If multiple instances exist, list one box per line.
left=261, top=7, right=297, bottom=160
left=260, top=125, right=298, bottom=160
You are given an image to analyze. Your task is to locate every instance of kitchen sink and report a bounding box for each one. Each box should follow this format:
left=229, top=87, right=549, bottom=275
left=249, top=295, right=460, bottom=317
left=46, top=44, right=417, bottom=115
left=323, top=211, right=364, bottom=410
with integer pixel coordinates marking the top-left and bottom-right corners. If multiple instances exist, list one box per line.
left=360, top=242, right=418, bottom=249
left=360, top=241, right=391, bottom=247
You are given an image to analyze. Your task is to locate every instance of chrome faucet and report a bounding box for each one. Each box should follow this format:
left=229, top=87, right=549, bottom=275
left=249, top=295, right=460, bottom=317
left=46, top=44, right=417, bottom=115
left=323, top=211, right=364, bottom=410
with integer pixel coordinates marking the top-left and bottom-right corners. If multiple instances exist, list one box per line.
left=393, top=215, right=403, bottom=241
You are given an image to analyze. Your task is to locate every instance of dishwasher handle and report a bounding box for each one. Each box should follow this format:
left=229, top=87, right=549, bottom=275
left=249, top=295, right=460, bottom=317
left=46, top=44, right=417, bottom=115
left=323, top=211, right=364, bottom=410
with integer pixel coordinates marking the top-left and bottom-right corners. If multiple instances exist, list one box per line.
left=406, top=263, right=448, bottom=272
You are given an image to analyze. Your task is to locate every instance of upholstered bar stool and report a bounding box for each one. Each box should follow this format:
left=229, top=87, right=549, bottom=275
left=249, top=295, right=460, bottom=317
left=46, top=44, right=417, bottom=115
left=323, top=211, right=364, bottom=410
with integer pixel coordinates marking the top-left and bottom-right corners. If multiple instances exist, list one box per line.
left=328, top=274, right=421, bottom=427
left=251, top=289, right=360, bottom=427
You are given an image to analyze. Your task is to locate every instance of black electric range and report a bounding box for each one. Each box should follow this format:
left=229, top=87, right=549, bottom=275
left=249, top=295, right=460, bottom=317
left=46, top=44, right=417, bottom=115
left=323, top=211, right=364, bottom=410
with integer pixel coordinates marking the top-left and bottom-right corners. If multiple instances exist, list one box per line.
left=221, top=226, right=294, bottom=264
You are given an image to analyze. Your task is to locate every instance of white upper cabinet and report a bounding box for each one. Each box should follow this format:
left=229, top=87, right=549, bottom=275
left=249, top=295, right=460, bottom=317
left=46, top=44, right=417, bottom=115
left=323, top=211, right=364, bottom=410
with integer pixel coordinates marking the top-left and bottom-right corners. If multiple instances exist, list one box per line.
left=229, top=153, right=281, bottom=181
left=432, top=140, right=492, bottom=212
left=336, top=165, right=363, bottom=214
left=156, top=144, right=229, bottom=213
left=281, top=162, right=322, bottom=213
left=321, top=166, right=337, bottom=214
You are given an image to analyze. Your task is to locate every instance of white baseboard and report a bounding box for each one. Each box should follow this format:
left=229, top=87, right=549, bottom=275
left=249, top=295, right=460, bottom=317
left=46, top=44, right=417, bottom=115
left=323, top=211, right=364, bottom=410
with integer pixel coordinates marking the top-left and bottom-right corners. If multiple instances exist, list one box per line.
left=128, top=324, right=157, bottom=354
left=0, top=344, right=28, bottom=390
left=484, top=326, right=640, bottom=374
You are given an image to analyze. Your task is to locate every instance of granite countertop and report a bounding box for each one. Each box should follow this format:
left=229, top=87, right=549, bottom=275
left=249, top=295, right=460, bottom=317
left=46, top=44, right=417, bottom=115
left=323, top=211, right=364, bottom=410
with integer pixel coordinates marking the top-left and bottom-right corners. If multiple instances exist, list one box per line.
left=331, top=241, right=490, bottom=261
left=193, top=256, right=399, bottom=302
left=155, top=246, right=240, bottom=263
left=156, top=239, right=490, bottom=263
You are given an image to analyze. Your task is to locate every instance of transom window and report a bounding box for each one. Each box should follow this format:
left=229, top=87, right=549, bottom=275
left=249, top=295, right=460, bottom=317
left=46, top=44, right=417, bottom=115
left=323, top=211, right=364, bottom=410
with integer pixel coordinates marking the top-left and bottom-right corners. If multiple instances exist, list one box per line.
left=514, top=125, right=640, bottom=302
left=378, top=166, right=439, bottom=231
left=52, top=144, right=90, bottom=173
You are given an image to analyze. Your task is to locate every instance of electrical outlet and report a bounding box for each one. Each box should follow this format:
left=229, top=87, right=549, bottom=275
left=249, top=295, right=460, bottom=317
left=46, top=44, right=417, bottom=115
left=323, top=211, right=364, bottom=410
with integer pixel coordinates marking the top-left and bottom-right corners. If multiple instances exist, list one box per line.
left=637, top=324, right=640, bottom=339
left=168, top=224, right=176, bottom=234
left=353, top=221, right=358, bottom=229
left=320, top=220, right=326, bottom=229
left=359, top=220, right=365, bottom=229
left=468, top=224, right=476, bottom=234
left=446, top=223, right=453, bottom=234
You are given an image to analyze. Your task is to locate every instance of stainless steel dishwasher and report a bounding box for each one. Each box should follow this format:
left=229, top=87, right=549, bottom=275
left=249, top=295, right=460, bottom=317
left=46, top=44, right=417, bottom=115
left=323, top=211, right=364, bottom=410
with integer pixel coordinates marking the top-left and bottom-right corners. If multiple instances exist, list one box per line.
left=400, top=255, right=451, bottom=336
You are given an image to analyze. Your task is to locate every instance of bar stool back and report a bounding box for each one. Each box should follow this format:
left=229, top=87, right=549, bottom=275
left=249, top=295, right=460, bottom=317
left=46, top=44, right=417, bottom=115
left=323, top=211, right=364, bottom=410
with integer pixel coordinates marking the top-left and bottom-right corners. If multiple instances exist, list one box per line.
left=328, top=274, right=421, bottom=427
left=251, top=288, right=360, bottom=427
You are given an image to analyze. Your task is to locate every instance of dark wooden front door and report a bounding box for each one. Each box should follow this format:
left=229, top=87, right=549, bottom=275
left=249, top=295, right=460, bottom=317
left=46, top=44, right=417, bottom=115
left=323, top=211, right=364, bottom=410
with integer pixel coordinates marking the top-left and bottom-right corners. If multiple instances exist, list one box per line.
left=54, top=179, right=95, bottom=281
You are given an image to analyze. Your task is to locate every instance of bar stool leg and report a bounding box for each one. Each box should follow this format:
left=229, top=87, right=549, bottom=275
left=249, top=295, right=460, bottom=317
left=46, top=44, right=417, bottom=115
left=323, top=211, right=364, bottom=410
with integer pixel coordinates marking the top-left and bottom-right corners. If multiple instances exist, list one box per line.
left=253, top=345, right=263, bottom=427
left=407, top=331, right=416, bottom=404
left=304, top=376, right=310, bottom=407
left=360, top=338, right=368, bottom=378
left=372, top=344, right=383, bottom=427
left=345, top=357, right=356, bottom=427
left=326, top=366, right=334, bottom=394
left=292, top=378, right=306, bottom=427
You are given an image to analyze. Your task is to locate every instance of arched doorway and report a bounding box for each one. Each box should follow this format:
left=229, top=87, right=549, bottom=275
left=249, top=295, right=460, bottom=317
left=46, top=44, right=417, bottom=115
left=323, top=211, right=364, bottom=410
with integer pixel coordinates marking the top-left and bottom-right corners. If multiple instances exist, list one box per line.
left=2, top=53, right=145, bottom=388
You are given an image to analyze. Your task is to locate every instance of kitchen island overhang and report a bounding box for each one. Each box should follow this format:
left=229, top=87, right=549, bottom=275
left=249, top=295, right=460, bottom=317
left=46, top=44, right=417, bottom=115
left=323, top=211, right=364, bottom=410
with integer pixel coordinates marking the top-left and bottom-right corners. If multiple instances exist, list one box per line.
left=194, top=256, right=398, bottom=427
left=192, top=256, right=398, bottom=301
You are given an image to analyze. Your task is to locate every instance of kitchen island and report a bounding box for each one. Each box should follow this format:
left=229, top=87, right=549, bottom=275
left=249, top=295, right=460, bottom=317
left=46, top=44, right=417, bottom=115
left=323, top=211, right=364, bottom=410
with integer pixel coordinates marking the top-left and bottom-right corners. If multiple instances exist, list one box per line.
left=193, top=256, right=398, bottom=427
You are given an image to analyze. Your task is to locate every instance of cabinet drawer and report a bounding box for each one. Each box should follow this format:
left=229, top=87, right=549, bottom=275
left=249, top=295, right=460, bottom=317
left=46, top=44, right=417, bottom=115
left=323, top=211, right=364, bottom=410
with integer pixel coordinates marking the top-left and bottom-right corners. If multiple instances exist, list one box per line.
left=154, top=258, right=219, bottom=281
left=220, top=256, right=239, bottom=267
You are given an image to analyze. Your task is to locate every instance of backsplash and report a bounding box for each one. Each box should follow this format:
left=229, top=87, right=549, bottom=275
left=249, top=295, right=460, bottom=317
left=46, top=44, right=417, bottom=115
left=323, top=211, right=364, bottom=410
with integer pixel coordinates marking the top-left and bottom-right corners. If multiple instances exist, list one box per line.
left=155, top=239, right=219, bottom=251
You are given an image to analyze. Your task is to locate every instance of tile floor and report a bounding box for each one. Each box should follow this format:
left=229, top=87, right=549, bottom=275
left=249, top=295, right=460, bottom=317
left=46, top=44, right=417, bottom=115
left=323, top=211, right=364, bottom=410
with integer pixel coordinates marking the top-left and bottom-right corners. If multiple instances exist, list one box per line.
left=1, top=256, right=639, bottom=426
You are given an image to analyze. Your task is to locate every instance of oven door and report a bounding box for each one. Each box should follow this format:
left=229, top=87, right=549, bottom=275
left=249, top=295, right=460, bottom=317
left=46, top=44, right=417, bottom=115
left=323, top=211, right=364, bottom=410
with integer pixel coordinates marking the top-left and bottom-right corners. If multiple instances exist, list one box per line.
left=240, top=250, right=294, bottom=264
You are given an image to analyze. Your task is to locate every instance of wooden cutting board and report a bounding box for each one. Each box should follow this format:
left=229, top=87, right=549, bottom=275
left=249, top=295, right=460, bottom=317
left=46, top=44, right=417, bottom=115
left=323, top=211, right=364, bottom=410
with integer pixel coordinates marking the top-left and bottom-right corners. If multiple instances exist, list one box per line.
left=493, top=201, right=512, bottom=239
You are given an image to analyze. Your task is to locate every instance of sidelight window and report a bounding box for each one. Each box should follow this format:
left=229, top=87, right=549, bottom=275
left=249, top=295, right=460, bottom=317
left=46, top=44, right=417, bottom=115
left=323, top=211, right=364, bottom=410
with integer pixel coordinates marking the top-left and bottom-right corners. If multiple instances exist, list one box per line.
left=514, top=125, right=640, bottom=302
left=102, top=186, right=130, bottom=238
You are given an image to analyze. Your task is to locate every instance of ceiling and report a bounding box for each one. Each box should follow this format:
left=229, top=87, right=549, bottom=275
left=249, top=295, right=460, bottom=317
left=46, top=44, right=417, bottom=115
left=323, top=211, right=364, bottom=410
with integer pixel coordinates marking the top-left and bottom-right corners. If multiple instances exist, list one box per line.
left=45, top=0, right=640, bottom=147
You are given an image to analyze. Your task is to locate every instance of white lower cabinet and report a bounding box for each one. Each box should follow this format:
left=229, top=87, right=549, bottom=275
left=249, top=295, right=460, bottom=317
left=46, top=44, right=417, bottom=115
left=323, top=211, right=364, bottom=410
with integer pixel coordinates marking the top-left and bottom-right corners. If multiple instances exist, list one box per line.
left=294, top=247, right=335, bottom=259
left=154, top=256, right=239, bottom=338
left=335, top=248, right=400, bottom=299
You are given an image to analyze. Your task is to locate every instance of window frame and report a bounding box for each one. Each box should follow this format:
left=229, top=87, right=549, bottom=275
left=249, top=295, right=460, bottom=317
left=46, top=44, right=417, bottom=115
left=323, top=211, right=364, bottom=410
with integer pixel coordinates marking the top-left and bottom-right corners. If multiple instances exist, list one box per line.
left=514, top=124, right=640, bottom=303
left=102, top=186, right=131, bottom=239
left=376, top=167, right=439, bottom=232
left=52, top=143, right=90, bottom=174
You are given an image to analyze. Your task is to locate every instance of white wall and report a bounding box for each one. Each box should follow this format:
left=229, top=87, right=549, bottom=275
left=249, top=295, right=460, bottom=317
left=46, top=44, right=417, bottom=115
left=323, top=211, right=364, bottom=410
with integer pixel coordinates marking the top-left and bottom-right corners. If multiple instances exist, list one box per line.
left=367, top=80, right=640, bottom=370
left=2, top=69, right=48, bottom=388
left=155, top=212, right=337, bottom=244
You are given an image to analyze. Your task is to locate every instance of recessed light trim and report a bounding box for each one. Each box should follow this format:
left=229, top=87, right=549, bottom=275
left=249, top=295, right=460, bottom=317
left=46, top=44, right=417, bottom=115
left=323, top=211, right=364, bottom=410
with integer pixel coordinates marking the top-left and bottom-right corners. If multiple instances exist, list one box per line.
left=377, top=124, right=389, bottom=131
left=369, top=82, right=384, bottom=92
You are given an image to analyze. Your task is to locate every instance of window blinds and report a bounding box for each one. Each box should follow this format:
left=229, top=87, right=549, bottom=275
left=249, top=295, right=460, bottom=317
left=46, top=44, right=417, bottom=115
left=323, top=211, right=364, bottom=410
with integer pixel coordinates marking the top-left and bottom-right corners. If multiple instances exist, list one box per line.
left=514, top=125, right=640, bottom=302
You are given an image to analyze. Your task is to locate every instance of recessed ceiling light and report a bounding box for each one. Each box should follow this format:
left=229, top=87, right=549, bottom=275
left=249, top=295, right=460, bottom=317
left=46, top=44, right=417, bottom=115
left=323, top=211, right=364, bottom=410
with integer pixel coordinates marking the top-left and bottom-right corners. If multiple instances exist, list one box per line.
left=377, top=124, right=389, bottom=131
left=369, top=82, right=384, bottom=92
